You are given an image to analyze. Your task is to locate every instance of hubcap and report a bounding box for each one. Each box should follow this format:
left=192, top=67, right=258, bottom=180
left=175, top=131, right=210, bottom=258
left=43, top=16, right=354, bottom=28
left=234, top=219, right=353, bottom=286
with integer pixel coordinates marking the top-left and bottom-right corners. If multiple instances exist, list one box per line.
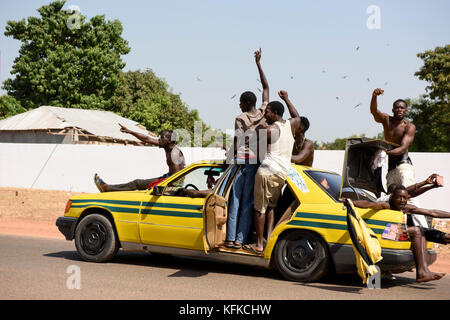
left=81, top=222, right=107, bottom=255
left=284, top=237, right=317, bottom=272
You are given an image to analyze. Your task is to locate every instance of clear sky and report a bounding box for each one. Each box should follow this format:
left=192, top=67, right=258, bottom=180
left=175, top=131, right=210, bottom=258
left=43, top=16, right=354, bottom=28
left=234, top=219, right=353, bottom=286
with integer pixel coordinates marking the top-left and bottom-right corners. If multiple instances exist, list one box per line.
left=1, top=0, right=449, bottom=143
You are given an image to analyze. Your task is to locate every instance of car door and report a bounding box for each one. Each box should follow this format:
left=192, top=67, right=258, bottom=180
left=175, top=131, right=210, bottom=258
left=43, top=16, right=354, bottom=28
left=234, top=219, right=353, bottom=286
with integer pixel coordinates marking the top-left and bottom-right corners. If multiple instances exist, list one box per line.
left=203, top=164, right=239, bottom=251
left=139, top=164, right=227, bottom=250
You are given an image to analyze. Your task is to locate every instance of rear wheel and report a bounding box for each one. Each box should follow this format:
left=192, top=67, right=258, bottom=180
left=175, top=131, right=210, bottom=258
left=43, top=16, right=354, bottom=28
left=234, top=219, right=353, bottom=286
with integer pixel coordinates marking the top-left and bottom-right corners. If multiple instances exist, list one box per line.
left=273, top=230, right=330, bottom=282
left=74, top=214, right=119, bottom=262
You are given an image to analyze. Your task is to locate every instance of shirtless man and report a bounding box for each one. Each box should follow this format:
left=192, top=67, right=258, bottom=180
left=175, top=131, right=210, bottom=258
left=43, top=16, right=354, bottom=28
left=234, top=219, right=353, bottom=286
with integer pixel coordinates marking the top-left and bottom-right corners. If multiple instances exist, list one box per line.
left=349, top=185, right=448, bottom=283
left=278, top=90, right=314, bottom=166
left=370, top=88, right=426, bottom=227
left=94, top=124, right=185, bottom=192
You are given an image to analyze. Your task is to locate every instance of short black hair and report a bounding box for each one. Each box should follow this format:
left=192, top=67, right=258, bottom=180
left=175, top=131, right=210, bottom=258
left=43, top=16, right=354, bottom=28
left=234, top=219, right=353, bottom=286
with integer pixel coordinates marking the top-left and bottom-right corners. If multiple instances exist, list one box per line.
left=393, top=99, right=408, bottom=108
left=160, top=130, right=175, bottom=141
left=268, top=101, right=284, bottom=117
left=392, top=185, right=408, bottom=195
left=300, top=116, right=310, bottom=132
left=240, top=91, right=257, bottom=106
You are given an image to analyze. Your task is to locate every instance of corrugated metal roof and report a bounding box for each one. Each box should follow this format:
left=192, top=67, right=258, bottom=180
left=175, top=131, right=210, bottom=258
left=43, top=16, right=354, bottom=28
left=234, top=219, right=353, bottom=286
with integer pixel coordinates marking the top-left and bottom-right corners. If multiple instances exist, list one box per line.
left=0, top=106, right=153, bottom=142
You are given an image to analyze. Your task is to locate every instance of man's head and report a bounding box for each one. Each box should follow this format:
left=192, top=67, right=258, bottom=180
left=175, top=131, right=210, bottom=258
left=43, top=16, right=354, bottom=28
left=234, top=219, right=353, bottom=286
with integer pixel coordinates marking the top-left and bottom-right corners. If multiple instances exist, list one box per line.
left=264, top=101, right=284, bottom=124
left=389, top=185, right=409, bottom=211
left=239, top=91, right=257, bottom=112
left=159, top=130, right=175, bottom=148
left=300, top=116, right=310, bottom=133
left=392, top=99, right=408, bottom=120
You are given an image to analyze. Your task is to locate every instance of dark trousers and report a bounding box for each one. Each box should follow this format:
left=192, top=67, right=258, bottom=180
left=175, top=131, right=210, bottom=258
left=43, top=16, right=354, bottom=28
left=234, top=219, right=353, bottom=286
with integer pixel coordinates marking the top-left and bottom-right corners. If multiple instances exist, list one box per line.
left=105, top=174, right=168, bottom=192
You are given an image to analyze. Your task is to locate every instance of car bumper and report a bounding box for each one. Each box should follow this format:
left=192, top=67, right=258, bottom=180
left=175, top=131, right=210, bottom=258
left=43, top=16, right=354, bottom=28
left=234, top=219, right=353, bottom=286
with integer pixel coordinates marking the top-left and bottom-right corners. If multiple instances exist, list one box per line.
left=56, top=217, right=78, bottom=240
left=329, top=243, right=437, bottom=274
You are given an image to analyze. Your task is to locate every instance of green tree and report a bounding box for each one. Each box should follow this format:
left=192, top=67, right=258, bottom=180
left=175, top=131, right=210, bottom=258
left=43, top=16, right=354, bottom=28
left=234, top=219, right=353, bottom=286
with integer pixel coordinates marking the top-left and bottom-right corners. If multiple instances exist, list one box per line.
left=320, top=132, right=384, bottom=150
left=2, top=0, right=130, bottom=110
left=112, top=70, right=229, bottom=147
left=0, top=95, right=26, bottom=120
left=408, top=45, right=450, bottom=152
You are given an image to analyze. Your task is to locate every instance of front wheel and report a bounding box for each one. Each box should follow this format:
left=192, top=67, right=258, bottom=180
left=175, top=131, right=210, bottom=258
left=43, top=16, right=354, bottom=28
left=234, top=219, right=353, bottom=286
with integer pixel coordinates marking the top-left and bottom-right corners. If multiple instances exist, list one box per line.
left=74, top=214, right=119, bottom=262
left=273, top=230, right=330, bottom=282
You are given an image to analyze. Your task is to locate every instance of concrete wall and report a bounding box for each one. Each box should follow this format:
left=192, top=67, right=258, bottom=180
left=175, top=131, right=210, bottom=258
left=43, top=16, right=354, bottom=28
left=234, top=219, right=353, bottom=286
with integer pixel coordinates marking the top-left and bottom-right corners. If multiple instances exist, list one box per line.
left=0, top=143, right=449, bottom=211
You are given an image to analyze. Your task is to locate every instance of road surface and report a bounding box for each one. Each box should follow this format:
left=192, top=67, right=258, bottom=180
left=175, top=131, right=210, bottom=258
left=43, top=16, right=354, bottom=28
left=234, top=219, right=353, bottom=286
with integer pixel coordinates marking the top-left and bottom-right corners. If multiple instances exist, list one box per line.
left=1, top=234, right=449, bottom=300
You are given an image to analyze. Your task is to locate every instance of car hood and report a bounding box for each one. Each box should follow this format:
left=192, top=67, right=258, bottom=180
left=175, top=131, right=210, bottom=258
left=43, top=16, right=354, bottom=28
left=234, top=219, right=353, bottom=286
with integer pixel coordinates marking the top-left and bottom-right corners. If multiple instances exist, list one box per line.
left=340, top=138, right=398, bottom=198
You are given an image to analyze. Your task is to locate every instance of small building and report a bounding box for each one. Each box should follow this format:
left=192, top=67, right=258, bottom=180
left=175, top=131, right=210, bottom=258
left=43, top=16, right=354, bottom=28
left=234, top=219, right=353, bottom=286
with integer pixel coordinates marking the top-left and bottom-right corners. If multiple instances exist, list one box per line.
left=0, top=106, right=155, bottom=145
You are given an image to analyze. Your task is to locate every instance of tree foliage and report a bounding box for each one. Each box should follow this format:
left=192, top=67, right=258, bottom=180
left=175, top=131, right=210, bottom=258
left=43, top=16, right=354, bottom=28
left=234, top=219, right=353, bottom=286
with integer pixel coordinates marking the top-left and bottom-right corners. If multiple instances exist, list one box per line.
left=2, top=0, right=130, bottom=110
left=0, top=95, right=26, bottom=120
left=408, top=45, right=450, bottom=152
left=112, top=70, right=229, bottom=147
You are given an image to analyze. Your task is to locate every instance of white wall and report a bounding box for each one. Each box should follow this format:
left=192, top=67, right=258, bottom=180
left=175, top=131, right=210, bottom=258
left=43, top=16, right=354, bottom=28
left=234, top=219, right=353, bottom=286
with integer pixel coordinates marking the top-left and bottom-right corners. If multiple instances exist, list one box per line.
left=0, top=143, right=448, bottom=211
left=0, top=143, right=226, bottom=194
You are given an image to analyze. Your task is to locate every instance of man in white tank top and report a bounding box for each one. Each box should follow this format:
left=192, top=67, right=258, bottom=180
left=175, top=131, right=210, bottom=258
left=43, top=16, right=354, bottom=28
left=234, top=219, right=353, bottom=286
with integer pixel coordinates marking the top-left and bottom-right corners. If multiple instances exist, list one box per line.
left=243, top=96, right=303, bottom=254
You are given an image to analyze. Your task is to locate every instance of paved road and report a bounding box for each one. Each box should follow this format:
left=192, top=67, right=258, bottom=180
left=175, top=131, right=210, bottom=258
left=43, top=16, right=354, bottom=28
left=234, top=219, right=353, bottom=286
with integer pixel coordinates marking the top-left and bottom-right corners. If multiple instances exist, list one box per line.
left=1, top=234, right=449, bottom=300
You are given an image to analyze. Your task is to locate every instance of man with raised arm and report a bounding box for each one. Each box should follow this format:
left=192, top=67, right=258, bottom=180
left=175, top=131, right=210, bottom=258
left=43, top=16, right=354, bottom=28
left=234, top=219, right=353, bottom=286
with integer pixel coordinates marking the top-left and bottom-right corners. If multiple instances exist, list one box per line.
left=243, top=92, right=302, bottom=254
left=278, top=90, right=314, bottom=167
left=224, top=48, right=270, bottom=249
left=94, top=125, right=185, bottom=192
left=370, top=88, right=427, bottom=227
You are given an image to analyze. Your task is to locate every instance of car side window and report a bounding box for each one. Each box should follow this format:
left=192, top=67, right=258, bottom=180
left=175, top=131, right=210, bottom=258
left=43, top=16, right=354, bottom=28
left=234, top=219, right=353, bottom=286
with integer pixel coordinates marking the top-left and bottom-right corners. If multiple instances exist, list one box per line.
left=163, top=166, right=227, bottom=196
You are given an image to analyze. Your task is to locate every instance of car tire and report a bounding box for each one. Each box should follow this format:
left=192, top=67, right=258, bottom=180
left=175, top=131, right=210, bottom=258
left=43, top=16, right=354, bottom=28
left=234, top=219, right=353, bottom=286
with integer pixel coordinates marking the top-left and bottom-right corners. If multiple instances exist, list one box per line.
left=273, top=230, right=330, bottom=282
left=74, top=214, right=119, bottom=262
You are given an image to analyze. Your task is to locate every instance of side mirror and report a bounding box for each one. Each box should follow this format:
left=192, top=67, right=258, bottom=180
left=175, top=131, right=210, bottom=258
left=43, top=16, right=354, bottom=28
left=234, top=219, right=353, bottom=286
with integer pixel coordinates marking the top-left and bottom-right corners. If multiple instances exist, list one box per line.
left=152, top=185, right=165, bottom=196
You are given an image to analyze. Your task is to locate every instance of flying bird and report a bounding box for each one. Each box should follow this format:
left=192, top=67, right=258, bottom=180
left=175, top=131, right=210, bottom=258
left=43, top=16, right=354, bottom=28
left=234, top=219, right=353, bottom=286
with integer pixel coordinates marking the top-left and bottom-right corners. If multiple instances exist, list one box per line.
left=257, top=88, right=262, bottom=92
left=230, top=94, right=236, bottom=99
left=356, top=46, right=360, bottom=51
left=290, top=75, right=294, bottom=79
left=341, top=75, right=348, bottom=79
left=196, top=76, right=202, bottom=82
left=367, top=77, right=370, bottom=82
left=354, top=103, right=362, bottom=108
left=384, top=82, right=388, bottom=86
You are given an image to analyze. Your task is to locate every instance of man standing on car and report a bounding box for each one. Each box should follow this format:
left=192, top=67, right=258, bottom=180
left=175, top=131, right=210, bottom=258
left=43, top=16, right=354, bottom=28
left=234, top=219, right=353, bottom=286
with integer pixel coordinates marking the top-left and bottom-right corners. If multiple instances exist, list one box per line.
left=243, top=95, right=302, bottom=254
left=278, top=90, right=314, bottom=167
left=224, top=48, right=270, bottom=249
left=370, top=88, right=427, bottom=228
left=94, top=126, right=185, bottom=192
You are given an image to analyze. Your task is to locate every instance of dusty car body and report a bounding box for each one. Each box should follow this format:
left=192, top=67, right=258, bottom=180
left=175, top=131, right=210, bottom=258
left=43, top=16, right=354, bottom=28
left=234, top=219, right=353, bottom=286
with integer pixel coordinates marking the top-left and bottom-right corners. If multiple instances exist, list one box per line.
left=57, top=141, right=436, bottom=282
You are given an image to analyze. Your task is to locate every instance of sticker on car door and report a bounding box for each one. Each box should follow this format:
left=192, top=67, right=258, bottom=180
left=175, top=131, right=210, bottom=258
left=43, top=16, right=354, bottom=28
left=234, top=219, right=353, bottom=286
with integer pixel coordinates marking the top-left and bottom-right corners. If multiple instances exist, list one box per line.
left=288, top=167, right=309, bottom=193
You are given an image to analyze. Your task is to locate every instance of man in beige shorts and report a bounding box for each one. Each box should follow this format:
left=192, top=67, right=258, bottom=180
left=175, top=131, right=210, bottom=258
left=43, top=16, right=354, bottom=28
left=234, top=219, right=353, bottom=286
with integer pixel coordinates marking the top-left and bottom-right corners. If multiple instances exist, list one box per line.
left=244, top=96, right=302, bottom=254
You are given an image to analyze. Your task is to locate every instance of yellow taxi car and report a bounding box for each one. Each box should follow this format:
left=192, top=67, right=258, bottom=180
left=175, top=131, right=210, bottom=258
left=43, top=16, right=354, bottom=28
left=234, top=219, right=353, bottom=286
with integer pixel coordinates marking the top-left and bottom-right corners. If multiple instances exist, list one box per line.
left=56, top=139, right=436, bottom=282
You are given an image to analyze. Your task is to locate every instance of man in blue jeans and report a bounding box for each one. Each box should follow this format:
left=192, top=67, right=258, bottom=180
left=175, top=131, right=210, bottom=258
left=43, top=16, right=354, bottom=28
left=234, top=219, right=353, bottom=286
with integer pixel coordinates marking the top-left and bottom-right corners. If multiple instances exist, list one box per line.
left=224, top=48, right=269, bottom=249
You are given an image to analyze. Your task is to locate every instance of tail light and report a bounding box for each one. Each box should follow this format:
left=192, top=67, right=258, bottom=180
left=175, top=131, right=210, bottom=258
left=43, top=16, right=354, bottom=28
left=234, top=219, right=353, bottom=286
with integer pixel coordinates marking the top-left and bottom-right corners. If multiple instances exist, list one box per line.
left=64, top=200, right=72, bottom=214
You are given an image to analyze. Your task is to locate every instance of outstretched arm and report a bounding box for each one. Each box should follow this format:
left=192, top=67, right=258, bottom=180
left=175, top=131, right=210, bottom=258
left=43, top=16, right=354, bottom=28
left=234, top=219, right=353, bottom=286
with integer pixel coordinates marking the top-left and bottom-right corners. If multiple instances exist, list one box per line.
left=279, top=90, right=300, bottom=118
left=386, top=123, right=416, bottom=156
left=405, top=205, right=450, bottom=219
left=370, top=88, right=389, bottom=124
left=255, top=48, right=269, bottom=104
left=349, top=199, right=390, bottom=210
left=407, top=173, right=441, bottom=198
left=118, top=123, right=159, bottom=146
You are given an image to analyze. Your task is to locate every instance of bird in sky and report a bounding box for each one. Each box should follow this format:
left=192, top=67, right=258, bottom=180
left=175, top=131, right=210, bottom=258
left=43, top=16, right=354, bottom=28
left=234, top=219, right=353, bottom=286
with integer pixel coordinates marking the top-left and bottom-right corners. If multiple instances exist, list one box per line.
left=341, top=75, right=348, bottom=79
left=356, top=46, right=360, bottom=51
left=230, top=94, right=236, bottom=99
left=354, top=103, right=362, bottom=108
left=196, top=76, right=202, bottom=82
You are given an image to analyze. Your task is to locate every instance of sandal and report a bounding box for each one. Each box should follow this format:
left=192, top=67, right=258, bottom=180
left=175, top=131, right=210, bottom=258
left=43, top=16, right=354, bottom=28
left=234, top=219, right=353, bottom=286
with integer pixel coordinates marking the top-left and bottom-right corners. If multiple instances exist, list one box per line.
left=224, top=241, right=235, bottom=248
left=94, top=173, right=107, bottom=193
left=243, top=243, right=263, bottom=254
left=233, top=242, right=242, bottom=249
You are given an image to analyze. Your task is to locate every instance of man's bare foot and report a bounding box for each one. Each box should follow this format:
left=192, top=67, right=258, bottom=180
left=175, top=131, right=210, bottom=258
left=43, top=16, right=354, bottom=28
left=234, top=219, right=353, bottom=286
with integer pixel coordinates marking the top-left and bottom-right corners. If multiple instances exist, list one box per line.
left=417, top=272, right=446, bottom=283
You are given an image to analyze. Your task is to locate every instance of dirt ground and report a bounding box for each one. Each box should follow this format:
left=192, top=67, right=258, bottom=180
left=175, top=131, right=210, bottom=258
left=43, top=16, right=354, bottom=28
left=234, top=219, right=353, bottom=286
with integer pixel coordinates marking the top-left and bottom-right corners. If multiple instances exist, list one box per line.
left=1, top=187, right=449, bottom=274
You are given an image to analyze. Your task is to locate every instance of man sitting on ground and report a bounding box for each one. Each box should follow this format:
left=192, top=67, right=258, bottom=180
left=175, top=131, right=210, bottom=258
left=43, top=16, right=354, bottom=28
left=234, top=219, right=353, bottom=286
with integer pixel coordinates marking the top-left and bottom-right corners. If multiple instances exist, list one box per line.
left=349, top=185, right=449, bottom=283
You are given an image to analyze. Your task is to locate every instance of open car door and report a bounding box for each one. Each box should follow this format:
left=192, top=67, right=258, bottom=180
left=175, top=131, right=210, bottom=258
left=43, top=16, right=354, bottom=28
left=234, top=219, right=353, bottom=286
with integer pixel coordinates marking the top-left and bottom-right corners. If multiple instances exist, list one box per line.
left=202, top=165, right=238, bottom=252
left=340, top=138, right=398, bottom=200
